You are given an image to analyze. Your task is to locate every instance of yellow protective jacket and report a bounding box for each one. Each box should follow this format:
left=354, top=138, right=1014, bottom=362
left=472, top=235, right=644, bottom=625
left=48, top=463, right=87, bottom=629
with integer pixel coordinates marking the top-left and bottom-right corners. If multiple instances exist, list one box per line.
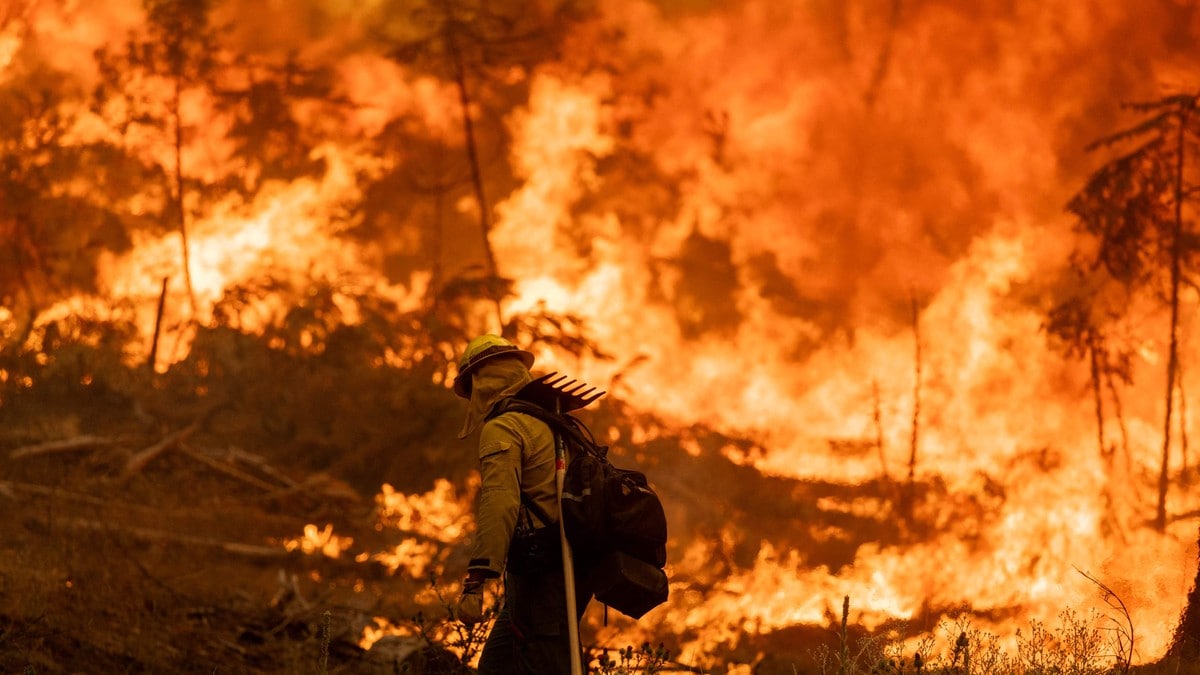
left=462, top=359, right=560, bottom=577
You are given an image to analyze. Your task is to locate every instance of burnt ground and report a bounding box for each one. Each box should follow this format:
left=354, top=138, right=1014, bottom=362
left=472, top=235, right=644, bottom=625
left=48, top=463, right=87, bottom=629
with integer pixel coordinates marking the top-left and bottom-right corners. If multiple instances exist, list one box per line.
left=0, top=416, right=829, bottom=673
left=0, top=378, right=1195, bottom=674
left=0, top=328, right=938, bottom=675
left=0, top=433, right=443, bottom=674
left=0, top=388, right=938, bottom=675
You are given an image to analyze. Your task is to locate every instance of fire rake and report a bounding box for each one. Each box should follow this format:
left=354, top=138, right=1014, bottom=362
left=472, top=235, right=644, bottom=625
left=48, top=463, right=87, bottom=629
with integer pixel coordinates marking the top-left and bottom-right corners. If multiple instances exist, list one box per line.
left=515, top=371, right=605, bottom=675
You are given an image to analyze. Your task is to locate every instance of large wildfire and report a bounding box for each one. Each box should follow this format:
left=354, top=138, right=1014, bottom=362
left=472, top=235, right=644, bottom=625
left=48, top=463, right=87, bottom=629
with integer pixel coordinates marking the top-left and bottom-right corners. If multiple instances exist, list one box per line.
left=3, top=0, right=1200, bottom=670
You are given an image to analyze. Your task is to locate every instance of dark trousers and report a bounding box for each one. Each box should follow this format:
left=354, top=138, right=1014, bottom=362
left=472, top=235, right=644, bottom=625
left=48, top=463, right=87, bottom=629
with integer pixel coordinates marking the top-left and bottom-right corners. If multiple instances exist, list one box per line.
left=476, top=550, right=593, bottom=674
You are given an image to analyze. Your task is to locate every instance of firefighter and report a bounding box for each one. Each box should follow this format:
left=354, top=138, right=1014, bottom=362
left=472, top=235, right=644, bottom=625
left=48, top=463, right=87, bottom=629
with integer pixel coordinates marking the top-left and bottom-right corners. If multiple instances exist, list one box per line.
left=452, top=334, right=591, bottom=674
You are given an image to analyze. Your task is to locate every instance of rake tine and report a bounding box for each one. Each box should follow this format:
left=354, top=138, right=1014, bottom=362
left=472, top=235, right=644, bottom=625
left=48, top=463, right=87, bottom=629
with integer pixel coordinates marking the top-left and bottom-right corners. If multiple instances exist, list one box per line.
left=552, top=379, right=579, bottom=392
left=516, top=370, right=606, bottom=411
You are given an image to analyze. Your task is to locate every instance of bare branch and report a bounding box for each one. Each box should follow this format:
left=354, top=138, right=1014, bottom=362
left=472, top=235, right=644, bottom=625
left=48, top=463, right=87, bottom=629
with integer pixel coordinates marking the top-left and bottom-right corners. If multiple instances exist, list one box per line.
left=1085, top=111, right=1173, bottom=151
left=180, top=445, right=282, bottom=492
left=60, top=516, right=288, bottom=558
left=9, top=435, right=122, bottom=459
left=122, top=422, right=199, bottom=478
left=1075, top=567, right=1135, bottom=673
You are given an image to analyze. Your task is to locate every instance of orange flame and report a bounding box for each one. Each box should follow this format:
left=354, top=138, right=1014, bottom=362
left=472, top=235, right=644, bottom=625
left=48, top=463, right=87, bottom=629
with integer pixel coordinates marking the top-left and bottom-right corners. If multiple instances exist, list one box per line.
left=283, top=523, right=353, bottom=559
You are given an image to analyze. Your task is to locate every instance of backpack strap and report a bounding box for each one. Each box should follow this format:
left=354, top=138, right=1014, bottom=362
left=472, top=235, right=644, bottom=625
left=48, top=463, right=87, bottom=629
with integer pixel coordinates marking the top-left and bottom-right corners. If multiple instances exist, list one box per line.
left=495, top=398, right=606, bottom=460
left=487, top=398, right=570, bottom=529
left=520, top=491, right=554, bottom=529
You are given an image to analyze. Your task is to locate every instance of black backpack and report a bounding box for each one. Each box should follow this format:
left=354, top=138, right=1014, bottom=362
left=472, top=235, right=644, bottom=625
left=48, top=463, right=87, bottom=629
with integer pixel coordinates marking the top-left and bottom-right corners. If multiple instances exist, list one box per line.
left=497, top=398, right=669, bottom=619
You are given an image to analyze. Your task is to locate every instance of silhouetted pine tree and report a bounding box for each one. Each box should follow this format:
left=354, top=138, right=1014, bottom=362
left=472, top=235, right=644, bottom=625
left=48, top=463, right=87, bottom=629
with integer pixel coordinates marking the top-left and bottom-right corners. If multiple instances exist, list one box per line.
left=0, top=62, right=145, bottom=348
left=379, top=0, right=586, bottom=331
left=93, top=0, right=221, bottom=314
left=1062, top=93, right=1200, bottom=531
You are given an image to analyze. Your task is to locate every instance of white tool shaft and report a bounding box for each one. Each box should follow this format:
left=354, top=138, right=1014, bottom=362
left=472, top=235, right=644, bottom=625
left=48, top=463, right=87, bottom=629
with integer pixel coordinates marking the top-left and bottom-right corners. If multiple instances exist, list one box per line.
left=557, top=464, right=582, bottom=675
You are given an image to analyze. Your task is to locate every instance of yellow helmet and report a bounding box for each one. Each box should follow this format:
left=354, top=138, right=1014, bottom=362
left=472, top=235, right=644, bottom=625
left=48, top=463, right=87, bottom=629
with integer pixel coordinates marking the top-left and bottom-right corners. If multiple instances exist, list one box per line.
left=453, top=334, right=535, bottom=398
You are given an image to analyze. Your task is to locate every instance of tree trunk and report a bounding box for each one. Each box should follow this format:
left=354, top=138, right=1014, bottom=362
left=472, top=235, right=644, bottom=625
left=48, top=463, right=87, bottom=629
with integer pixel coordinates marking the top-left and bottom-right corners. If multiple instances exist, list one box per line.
left=443, top=16, right=504, bottom=331
left=1167, top=524, right=1200, bottom=662
left=1157, top=110, right=1187, bottom=531
left=1090, top=339, right=1107, bottom=457
left=905, top=294, right=922, bottom=519
left=148, top=276, right=169, bottom=370
left=1106, top=372, right=1132, bottom=473
left=172, top=75, right=196, bottom=314
left=863, top=0, right=901, bottom=109
left=1182, top=369, right=1191, bottom=486
left=872, top=380, right=890, bottom=483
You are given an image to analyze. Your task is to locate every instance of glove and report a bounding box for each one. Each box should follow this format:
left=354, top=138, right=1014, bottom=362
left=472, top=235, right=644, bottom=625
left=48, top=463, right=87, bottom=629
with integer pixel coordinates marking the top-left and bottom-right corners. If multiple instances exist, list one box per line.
left=456, top=585, right=485, bottom=626
left=456, top=570, right=493, bottom=626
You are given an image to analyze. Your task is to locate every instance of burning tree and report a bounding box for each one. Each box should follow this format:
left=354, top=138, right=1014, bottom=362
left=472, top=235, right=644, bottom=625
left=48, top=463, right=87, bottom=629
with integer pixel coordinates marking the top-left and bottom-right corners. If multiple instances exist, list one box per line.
left=1054, top=93, right=1200, bottom=532
left=378, top=0, right=587, bottom=333
left=1044, top=280, right=1136, bottom=464
left=0, top=47, right=165, bottom=367
left=91, top=0, right=226, bottom=313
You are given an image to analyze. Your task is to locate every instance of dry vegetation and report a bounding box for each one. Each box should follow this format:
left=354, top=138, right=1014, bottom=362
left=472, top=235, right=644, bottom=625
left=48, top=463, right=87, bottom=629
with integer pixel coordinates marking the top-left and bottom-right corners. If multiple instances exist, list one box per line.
left=0, top=315, right=470, bottom=673
left=1, top=316, right=1195, bottom=674
left=806, top=596, right=1199, bottom=675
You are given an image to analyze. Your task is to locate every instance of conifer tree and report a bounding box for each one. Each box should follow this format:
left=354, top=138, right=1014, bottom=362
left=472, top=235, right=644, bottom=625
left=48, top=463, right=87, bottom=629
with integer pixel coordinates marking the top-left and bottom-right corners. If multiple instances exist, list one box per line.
left=93, top=0, right=220, bottom=314
left=0, top=63, right=144, bottom=347
left=1060, top=94, right=1200, bottom=531
left=379, top=0, right=583, bottom=331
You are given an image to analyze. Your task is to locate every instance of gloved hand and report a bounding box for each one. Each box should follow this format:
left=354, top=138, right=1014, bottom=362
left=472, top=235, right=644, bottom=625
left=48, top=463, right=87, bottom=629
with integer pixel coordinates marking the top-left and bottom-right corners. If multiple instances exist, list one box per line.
left=456, top=584, right=485, bottom=626
left=456, top=570, right=493, bottom=626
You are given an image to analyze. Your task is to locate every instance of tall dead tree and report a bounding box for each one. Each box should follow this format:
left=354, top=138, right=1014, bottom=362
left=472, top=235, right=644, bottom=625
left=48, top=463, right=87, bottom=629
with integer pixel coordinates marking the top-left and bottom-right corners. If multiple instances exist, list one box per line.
left=907, top=296, right=921, bottom=484
left=384, top=0, right=580, bottom=333
left=441, top=17, right=498, bottom=286
left=1045, top=291, right=1134, bottom=461
left=902, top=293, right=922, bottom=520
left=95, top=0, right=220, bottom=317
left=1062, top=93, right=1200, bottom=531
left=145, top=0, right=220, bottom=314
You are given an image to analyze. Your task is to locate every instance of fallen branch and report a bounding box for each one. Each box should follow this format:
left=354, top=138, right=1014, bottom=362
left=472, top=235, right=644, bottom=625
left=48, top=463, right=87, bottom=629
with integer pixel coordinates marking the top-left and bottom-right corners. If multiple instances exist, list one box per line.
left=0, top=480, right=305, bottom=534
left=181, top=445, right=282, bottom=492
left=224, top=446, right=298, bottom=488
left=61, top=516, right=289, bottom=559
left=9, top=435, right=122, bottom=460
left=0, top=480, right=117, bottom=507
left=122, top=423, right=199, bottom=478
left=249, top=473, right=361, bottom=505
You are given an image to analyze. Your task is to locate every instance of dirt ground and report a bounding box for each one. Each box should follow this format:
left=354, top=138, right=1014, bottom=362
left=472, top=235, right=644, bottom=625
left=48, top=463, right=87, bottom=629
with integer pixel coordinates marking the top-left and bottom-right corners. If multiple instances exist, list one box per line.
left=2, top=387, right=1195, bottom=675
left=0, top=432, right=453, bottom=674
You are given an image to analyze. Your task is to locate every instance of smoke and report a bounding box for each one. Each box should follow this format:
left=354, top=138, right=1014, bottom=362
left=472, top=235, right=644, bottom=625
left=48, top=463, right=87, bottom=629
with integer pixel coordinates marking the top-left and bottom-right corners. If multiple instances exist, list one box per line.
left=577, top=0, right=1193, bottom=330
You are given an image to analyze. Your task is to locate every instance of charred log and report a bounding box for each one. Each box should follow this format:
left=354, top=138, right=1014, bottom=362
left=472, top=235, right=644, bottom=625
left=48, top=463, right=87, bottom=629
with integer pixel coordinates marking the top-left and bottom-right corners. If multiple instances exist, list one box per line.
left=9, top=434, right=122, bottom=459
